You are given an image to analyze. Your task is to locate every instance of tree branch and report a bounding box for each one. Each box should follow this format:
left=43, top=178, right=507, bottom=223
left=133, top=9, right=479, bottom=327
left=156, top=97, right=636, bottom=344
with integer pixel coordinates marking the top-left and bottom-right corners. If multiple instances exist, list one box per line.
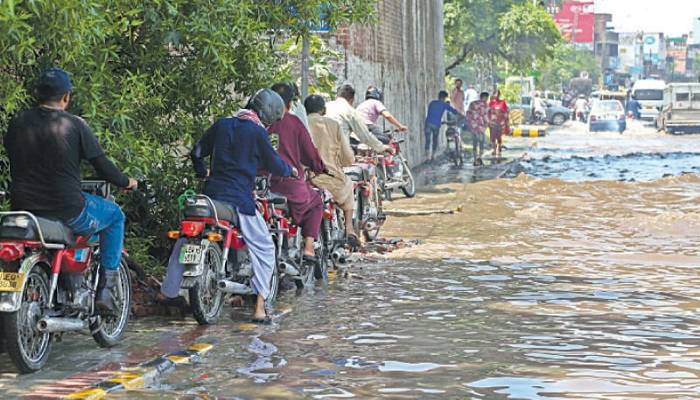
left=445, top=33, right=499, bottom=75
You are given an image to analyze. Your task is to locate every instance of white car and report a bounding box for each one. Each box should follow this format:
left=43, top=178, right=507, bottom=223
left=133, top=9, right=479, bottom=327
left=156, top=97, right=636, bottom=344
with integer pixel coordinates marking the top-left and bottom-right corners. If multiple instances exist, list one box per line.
left=588, top=100, right=626, bottom=133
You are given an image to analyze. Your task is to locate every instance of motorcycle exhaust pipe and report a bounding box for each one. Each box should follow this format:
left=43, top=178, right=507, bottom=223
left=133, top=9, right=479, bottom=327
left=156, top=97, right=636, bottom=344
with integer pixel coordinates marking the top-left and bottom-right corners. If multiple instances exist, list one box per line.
left=217, top=280, right=253, bottom=295
left=37, top=317, right=87, bottom=333
left=279, top=261, right=300, bottom=277
left=331, top=249, right=347, bottom=264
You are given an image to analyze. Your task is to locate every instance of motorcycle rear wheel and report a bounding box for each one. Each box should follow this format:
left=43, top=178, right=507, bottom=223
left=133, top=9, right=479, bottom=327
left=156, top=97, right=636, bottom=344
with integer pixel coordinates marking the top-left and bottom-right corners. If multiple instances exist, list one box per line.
left=190, top=242, right=224, bottom=325
left=92, top=259, right=132, bottom=347
left=314, top=225, right=329, bottom=282
left=2, top=263, right=52, bottom=373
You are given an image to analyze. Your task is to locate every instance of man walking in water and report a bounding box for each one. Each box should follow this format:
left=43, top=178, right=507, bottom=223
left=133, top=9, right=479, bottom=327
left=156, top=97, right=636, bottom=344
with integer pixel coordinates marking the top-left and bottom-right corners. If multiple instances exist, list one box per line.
left=450, top=79, right=466, bottom=115
left=467, top=91, right=490, bottom=166
left=424, top=90, right=462, bottom=161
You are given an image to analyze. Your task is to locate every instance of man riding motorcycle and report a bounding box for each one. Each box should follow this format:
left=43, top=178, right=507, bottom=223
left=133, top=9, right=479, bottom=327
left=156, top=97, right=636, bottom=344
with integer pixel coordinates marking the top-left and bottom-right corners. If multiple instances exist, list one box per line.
left=325, top=83, right=394, bottom=155
left=189, top=89, right=296, bottom=324
left=4, top=67, right=138, bottom=315
left=269, top=83, right=326, bottom=268
left=356, top=86, right=408, bottom=144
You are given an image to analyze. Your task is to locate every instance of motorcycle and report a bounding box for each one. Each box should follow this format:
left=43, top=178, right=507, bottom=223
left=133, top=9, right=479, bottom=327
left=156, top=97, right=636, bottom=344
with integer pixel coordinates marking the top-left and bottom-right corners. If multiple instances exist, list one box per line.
left=167, top=191, right=279, bottom=325
left=316, top=187, right=349, bottom=270
left=255, top=177, right=315, bottom=290
left=0, top=181, right=132, bottom=373
left=345, top=145, right=385, bottom=242
left=444, top=118, right=464, bottom=167
left=375, top=130, right=416, bottom=201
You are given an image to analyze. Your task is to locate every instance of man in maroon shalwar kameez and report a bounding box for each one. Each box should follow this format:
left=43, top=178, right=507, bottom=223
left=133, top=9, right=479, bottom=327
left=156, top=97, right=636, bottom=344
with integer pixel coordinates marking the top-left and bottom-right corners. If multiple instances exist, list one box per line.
left=269, top=83, right=326, bottom=265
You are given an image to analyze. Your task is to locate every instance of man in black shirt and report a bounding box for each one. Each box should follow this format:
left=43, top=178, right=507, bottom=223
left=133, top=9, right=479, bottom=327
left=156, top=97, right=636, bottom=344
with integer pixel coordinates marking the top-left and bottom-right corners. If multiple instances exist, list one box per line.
left=4, top=68, right=138, bottom=314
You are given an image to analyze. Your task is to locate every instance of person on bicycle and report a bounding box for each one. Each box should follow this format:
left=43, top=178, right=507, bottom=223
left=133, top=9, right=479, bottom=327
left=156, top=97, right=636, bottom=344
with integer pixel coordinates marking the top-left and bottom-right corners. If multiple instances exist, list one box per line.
left=466, top=91, right=490, bottom=166
left=424, top=90, right=462, bottom=161
left=356, top=86, right=408, bottom=144
left=269, top=83, right=326, bottom=268
left=190, top=89, right=296, bottom=323
left=304, top=94, right=360, bottom=248
left=4, top=68, right=138, bottom=315
left=326, top=83, right=394, bottom=155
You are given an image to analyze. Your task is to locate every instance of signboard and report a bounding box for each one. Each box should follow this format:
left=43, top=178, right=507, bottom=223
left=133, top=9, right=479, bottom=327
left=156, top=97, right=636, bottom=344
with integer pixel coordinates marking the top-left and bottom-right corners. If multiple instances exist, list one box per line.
left=554, top=0, right=595, bottom=43
left=643, top=34, right=661, bottom=63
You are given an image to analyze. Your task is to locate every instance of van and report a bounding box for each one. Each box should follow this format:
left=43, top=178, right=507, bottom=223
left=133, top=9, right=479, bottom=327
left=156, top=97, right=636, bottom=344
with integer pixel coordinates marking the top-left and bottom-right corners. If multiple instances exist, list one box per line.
left=657, top=83, right=700, bottom=134
left=631, top=79, right=666, bottom=120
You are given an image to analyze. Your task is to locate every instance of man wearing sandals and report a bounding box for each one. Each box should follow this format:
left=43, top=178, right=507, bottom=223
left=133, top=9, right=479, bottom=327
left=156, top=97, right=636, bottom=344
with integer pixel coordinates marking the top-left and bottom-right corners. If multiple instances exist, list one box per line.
left=269, top=83, right=327, bottom=269
left=304, top=94, right=360, bottom=248
left=190, top=89, right=296, bottom=323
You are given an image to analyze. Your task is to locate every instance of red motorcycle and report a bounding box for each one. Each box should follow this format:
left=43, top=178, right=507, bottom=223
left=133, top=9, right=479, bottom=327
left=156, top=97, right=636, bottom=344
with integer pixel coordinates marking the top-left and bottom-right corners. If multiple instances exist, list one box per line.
left=345, top=145, right=385, bottom=242
left=0, top=181, right=132, bottom=373
left=255, top=177, right=315, bottom=289
left=376, top=130, right=416, bottom=201
left=167, top=192, right=278, bottom=325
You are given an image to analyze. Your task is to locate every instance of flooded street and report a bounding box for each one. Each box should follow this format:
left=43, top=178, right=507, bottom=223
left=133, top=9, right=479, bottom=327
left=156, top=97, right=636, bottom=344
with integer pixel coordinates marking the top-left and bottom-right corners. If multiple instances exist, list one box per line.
left=3, top=121, right=700, bottom=399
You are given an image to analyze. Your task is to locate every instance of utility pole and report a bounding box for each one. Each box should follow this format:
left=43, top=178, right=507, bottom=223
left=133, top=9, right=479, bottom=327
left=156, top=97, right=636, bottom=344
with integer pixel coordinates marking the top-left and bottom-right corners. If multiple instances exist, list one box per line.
left=301, top=35, right=310, bottom=99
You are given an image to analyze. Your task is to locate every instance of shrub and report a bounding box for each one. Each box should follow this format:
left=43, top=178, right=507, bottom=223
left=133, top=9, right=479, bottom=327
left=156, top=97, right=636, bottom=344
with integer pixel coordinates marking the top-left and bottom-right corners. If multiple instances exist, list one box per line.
left=0, top=0, right=376, bottom=275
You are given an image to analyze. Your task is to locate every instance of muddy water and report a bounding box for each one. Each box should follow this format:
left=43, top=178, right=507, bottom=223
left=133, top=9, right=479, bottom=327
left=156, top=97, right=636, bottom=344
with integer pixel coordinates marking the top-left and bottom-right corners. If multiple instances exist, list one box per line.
left=6, top=122, right=700, bottom=399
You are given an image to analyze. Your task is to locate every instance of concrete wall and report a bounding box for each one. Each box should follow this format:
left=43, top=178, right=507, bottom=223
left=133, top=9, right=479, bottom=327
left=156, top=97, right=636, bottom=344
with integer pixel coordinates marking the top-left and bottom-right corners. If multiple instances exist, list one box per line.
left=329, top=0, right=445, bottom=166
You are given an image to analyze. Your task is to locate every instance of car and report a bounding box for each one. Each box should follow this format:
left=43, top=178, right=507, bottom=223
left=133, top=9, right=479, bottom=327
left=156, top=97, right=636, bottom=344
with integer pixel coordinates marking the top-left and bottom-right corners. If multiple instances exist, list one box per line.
left=510, top=96, right=571, bottom=126
left=588, top=100, right=626, bottom=133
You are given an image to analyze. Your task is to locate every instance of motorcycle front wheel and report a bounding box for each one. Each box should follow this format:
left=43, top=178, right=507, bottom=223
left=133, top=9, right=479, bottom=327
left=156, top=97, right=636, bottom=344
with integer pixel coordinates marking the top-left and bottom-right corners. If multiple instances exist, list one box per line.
left=400, top=158, right=416, bottom=198
left=2, top=263, right=52, bottom=373
left=189, top=242, right=224, bottom=325
left=92, top=259, right=132, bottom=347
left=314, top=225, right=329, bottom=282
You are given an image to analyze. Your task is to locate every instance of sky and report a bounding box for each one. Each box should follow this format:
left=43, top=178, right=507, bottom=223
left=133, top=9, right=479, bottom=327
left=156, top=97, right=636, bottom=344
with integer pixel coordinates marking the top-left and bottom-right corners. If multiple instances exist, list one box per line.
left=595, top=0, right=700, bottom=36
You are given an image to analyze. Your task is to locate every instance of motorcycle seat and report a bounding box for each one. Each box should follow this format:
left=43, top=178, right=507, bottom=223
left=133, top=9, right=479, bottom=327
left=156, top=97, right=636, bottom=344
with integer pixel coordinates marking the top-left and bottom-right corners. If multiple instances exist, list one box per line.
left=183, top=198, right=238, bottom=224
left=0, top=215, right=75, bottom=246
left=268, top=193, right=288, bottom=211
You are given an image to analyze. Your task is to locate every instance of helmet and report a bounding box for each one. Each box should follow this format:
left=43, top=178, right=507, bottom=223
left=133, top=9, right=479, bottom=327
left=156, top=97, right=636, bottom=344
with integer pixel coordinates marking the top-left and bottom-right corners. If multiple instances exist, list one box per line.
left=365, top=87, right=384, bottom=102
left=247, top=89, right=285, bottom=126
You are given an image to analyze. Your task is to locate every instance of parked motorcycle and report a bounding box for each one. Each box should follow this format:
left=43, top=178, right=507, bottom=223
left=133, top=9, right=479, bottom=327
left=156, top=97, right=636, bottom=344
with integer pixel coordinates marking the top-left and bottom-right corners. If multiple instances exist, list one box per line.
left=0, top=181, right=132, bottom=373
left=345, top=145, right=385, bottom=242
left=167, top=192, right=278, bottom=325
left=376, top=130, right=416, bottom=201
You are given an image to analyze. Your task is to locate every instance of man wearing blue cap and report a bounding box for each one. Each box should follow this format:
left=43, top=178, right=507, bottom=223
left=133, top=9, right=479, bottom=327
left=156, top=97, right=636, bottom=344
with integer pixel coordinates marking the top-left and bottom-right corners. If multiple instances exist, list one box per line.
left=4, top=68, right=138, bottom=315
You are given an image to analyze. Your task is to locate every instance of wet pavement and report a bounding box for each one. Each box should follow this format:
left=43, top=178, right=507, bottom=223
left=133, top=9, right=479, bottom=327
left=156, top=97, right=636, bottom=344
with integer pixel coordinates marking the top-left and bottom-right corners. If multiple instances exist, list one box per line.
left=2, top=121, right=700, bottom=399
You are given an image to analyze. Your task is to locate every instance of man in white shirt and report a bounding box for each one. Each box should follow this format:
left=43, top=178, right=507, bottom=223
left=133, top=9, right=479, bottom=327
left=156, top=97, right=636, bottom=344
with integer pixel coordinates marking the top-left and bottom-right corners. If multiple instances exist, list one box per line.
left=326, top=83, right=392, bottom=154
left=464, top=84, right=479, bottom=110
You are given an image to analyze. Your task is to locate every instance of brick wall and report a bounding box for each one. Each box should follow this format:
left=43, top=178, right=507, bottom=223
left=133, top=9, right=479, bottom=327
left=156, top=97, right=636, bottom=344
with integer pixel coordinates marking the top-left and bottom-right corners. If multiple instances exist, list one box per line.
left=329, top=0, right=445, bottom=165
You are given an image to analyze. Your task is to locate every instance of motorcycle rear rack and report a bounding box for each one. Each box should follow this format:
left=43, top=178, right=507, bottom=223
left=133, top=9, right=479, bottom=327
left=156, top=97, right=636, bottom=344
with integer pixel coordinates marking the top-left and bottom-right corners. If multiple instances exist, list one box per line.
left=0, top=211, right=66, bottom=250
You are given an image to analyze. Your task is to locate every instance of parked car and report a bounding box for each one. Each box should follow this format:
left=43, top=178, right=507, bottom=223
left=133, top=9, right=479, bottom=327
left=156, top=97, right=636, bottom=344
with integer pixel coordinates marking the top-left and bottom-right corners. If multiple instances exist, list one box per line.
left=657, top=83, right=700, bottom=134
left=510, top=96, right=570, bottom=126
left=589, top=100, right=626, bottom=133
left=631, top=79, right=666, bottom=121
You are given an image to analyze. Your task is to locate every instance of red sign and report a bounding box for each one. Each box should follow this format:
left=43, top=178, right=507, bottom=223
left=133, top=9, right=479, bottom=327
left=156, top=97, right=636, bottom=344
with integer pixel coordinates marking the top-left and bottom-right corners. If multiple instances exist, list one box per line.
left=554, top=0, right=595, bottom=43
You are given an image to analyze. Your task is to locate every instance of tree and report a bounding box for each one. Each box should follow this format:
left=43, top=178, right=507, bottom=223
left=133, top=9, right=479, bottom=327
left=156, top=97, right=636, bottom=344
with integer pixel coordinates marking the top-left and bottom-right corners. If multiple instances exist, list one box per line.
left=0, top=0, right=376, bottom=274
left=535, top=43, right=602, bottom=91
left=444, top=0, right=562, bottom=75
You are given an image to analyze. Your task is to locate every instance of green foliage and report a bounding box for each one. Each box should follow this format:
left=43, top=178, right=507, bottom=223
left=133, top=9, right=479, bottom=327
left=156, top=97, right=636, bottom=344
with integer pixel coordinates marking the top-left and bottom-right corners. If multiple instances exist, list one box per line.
left=534, top=44, right=601, bottom=91
left=277, top=35, right=342, bottom=97
left=444, top=0, right=562, bottom=75
left=500, top=82, right=522, bottom=104
left=0, top=0, right=376, bottom=275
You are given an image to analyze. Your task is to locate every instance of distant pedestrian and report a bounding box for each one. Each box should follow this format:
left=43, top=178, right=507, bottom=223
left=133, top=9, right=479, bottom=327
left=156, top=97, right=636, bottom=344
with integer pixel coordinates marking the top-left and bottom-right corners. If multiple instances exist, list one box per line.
left=450, top=79, right=466, bottom=115
left=424, top=90, right=462, bottom=161
left=489, top=90, right=509, bottom=157
left=467, top=91, right=490, bottom=165
left=465, top=84, right=479, bottom=110
left=626, top=94, right=641, bottom=119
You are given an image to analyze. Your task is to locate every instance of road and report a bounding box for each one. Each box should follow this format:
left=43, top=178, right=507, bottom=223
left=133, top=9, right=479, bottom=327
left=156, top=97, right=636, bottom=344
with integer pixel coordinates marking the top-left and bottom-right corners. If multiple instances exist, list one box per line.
left=2, top=121, right=700, bottom=399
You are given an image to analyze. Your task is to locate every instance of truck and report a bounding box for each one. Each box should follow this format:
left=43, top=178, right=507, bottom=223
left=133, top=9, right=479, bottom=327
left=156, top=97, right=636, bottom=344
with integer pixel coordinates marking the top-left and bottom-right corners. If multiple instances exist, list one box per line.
left=631, top=79, right=666, bottom=121
left=657, top=83, right=700, bottom=134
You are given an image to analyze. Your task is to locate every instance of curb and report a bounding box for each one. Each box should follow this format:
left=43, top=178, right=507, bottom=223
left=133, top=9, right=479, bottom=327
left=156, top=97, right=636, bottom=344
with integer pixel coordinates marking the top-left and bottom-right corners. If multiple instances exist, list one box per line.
left=509, top=127, right=546, bottom=137
left=63, top=342, right=213, bottom=399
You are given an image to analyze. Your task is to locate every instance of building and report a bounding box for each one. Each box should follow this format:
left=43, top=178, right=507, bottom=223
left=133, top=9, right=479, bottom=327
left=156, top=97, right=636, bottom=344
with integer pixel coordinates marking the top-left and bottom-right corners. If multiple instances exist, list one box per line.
left=666, top=36, right=689, bottom=79
left=617, top=32, right=644, bottom=79
left=642, top=32, right=667, bottom=77
left=691, top=17, right=700, bottom=45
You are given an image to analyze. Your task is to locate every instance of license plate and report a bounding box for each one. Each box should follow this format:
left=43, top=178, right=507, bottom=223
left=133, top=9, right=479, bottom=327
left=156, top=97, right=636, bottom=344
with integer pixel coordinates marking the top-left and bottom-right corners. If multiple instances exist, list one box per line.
left=0, top=272, right=25, bottom=292
left=179, top=244, right=203, bottom=265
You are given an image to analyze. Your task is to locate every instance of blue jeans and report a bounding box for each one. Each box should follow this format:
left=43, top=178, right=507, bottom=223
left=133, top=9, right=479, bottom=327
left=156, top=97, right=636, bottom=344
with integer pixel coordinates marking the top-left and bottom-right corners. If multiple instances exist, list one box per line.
left=66, top=193, right=125, bottom=270
left=424, top=123, right=440, bottom=153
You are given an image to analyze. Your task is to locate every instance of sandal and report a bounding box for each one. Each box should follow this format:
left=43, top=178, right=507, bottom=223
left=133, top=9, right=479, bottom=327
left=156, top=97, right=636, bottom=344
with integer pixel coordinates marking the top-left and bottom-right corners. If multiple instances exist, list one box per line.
left=251, top=315, right=272, bottom=325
